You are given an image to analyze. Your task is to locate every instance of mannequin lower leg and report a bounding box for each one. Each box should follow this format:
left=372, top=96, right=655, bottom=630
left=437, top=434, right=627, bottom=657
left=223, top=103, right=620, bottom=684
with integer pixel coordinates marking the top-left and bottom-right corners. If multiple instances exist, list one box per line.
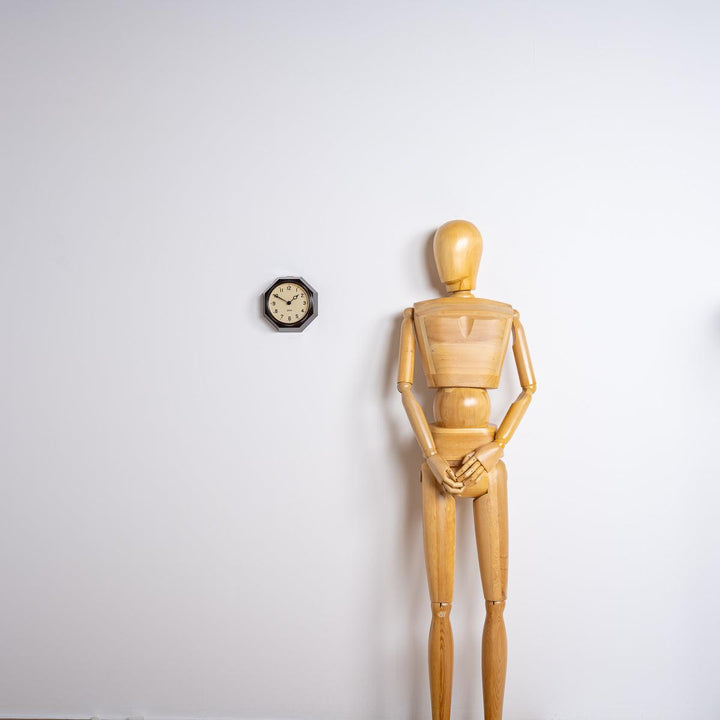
left=429, top=602, right=453, bottom=720
left=421, top=463, right=456, bottom=720
left=473, top=461, right=509, bottom=720
left=481, top=600, right=507, bottom=720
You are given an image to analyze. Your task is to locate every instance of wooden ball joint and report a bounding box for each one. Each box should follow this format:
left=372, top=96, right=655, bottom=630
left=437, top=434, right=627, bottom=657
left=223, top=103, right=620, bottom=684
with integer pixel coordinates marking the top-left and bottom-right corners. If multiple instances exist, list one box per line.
left=263, top=277, right=318, bottom=332
left=396, top=220, right=536, bottom=720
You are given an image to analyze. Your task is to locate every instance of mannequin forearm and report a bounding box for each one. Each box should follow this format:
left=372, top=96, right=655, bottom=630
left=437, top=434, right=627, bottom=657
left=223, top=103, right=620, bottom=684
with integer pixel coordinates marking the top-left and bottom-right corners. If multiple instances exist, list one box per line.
left=495, top=388, right=534, bottom=448
left=398, top=383, right=437, bottom=457
left=496, top=313, right=536, bottom=448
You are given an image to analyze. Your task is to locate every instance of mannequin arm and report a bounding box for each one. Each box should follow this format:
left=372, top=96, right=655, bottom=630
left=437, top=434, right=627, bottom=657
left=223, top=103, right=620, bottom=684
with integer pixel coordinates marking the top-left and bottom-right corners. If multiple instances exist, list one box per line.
left=495, top=311, right=536, bottom=448
left=456, top=311, right=536, bottom=486
left=397, top=309, right=436, bottom=457
left=397, top=308, right=462, bottom=494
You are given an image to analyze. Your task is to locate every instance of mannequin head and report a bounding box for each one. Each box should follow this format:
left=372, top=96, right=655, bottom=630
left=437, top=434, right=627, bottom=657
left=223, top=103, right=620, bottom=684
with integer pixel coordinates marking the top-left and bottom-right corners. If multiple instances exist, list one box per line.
left=433, top=220, right=483, bottom=293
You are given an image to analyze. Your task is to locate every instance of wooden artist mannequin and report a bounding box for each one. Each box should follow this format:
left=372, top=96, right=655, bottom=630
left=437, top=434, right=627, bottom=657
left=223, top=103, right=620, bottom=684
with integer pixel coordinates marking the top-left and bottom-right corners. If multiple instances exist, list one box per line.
left=397, top=220, right=536, bottom=720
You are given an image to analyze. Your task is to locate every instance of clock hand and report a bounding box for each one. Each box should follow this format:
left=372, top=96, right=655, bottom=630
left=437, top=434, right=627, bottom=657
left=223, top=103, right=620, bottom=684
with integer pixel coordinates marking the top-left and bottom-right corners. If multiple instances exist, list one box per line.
left=273, top=293, right=285, bottom=301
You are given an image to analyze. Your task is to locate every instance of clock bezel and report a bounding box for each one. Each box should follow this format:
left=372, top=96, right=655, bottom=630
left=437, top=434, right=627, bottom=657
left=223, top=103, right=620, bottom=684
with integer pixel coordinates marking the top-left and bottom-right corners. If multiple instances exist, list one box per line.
left=263, top=276, right=318, bottom=332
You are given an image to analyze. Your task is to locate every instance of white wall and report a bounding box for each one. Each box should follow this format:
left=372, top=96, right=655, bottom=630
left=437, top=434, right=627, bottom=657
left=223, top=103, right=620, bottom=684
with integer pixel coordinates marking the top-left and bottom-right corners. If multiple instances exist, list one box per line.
left=2, top=2, right=719, bottom=718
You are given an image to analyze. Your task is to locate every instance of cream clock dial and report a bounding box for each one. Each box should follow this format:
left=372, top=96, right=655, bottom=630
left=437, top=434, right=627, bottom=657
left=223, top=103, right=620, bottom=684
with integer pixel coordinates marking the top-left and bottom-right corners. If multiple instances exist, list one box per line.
left=263, top=277, right=318, bottom=332
left=269, top=281, right=309, bottom=324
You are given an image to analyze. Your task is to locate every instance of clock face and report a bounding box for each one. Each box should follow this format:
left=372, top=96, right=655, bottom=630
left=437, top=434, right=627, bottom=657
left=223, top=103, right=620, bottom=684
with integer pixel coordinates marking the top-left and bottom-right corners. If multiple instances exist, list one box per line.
left=263, top=277, right=317, bottom=332
left=268, top=281, right=310, bottom=325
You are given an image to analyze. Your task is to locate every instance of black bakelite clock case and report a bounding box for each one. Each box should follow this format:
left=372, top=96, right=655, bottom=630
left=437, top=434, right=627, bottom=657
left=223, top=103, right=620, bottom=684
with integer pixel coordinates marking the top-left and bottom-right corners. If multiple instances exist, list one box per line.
left=263, top=276, right=318, bottom=332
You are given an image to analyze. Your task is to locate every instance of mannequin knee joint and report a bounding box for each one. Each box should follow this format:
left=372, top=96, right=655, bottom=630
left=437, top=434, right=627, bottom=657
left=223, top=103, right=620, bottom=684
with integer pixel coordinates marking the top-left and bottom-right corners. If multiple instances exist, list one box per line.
left=431, top=602, right=452, bottom=618
left=485, top=599, right=506, bottom=615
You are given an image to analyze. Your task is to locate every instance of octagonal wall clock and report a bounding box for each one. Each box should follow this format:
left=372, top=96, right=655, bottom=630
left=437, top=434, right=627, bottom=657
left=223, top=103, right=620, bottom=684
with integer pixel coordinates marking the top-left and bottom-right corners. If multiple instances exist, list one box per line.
left=263, top=277, right=318, bottom=332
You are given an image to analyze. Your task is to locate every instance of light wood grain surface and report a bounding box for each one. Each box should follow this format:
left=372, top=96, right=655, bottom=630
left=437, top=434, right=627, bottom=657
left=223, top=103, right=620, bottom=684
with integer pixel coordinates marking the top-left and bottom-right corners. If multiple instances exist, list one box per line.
left=397, top=220, right=535, bottom=719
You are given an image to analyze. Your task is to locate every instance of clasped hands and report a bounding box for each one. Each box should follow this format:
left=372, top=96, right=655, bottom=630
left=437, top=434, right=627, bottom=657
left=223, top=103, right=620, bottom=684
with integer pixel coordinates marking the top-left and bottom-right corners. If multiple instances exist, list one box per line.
left=427, top=442, right=504, bottom=496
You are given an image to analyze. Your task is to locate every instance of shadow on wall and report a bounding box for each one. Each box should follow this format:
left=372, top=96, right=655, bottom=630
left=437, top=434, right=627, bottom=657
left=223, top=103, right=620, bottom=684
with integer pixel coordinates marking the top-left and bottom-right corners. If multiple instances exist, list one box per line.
left=368, top=230, right=451, bottom=719
left=365, top=307, right=425, bottom=720
left=356, top=232, right=424, bottom=718
left=424, top=229, right=447, bottom=297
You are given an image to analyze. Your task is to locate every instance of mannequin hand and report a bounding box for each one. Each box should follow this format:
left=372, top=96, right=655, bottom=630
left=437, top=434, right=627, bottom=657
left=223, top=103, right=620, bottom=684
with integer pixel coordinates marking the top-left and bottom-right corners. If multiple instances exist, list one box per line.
left=426, top=454, right=463, bottom=495
left=456, top=442, right=503, bottom=487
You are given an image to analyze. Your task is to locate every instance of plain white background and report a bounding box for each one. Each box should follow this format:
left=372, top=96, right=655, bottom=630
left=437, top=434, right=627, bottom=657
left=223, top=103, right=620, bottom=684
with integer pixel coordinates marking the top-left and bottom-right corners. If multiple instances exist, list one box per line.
left=1, top=1, right=719, bottom=718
